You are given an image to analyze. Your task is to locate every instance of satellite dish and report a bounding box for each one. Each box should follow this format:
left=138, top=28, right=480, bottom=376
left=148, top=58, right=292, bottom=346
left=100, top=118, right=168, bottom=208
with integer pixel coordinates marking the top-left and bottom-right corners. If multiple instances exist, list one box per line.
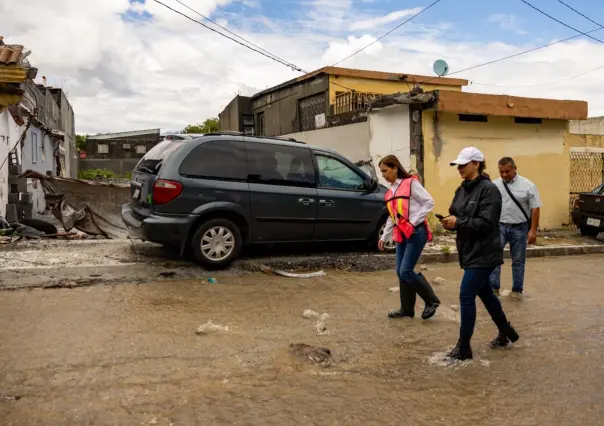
left=433, top=59, right=449, bottom=77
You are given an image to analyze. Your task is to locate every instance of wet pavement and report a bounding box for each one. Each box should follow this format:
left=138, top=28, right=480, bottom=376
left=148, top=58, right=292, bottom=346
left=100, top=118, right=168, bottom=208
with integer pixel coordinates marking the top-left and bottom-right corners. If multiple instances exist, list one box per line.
left=1, top=255, right=603, bottom=425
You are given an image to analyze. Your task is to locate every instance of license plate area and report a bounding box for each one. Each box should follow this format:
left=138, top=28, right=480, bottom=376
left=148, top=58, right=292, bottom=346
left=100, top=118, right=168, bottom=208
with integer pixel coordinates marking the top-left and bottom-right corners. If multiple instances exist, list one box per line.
left=586, top=217, right=601, bottom=227
left=132, top=182, right=142, bottom=200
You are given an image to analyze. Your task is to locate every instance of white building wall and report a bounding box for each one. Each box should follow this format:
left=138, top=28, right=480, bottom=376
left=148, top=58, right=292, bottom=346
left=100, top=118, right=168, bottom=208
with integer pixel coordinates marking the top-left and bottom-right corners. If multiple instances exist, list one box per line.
left=284, top=121, right=370, bottom=162
left=0, top=110, right=24, bottom=218
left=368, top=105, right=411, bottom=186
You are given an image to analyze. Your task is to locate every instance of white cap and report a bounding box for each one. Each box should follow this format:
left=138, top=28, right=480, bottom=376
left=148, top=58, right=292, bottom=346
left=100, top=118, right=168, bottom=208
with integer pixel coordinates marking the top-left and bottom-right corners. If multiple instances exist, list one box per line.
left=450, top=147, right=485, bottom=166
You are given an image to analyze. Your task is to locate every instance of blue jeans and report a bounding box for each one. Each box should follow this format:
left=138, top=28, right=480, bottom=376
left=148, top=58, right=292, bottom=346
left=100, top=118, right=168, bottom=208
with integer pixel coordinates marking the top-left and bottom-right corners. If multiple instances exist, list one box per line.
left=490, top=222, right=528, bottom=293
left=460, top=268, right=509, bottom=343
left=395, top=226, right=428, bottom=284
left=394, top=226, right=439, bottom=312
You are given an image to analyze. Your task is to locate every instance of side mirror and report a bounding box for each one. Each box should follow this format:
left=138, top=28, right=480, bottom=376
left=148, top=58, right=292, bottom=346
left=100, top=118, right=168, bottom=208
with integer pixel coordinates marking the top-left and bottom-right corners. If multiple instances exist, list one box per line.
left=365, top=177, right=378, bottom=192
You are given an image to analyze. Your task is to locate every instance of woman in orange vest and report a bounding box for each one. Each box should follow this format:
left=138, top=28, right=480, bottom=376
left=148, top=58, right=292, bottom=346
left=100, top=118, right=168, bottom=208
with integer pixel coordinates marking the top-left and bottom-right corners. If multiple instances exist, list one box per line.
left=378, top=155, right=441, bottom=320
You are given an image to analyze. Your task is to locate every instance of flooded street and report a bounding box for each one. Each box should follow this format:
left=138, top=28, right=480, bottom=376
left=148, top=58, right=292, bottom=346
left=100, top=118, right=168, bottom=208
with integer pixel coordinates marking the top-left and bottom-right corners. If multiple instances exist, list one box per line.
left=1, top=255, right=603, bottom=426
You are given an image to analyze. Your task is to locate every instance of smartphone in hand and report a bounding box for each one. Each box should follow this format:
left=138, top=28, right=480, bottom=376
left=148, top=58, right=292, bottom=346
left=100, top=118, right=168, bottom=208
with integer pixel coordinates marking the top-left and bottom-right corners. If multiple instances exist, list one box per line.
left=435, top=214, right=446, bottom=221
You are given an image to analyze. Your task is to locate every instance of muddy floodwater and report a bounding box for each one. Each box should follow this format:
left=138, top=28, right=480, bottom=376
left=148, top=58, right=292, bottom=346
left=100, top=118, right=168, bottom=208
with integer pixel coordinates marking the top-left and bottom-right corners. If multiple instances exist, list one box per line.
left=1, top=255, right=603, bottom=425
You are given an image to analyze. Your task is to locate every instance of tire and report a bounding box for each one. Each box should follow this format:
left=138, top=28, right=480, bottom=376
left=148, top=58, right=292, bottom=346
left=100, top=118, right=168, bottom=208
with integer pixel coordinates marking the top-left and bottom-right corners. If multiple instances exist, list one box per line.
left=579, top=225, right=600, bottom=237
left=370, top=218, right=396, bottom=252
left=18, top=218, right=58, bottom=235
left=191, top=218, right=243, bottom=270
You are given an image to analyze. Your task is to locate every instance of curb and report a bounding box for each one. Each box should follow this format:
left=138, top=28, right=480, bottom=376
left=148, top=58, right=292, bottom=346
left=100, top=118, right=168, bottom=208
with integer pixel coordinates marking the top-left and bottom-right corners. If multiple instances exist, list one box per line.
left=236, top=244, right=604, bottom=271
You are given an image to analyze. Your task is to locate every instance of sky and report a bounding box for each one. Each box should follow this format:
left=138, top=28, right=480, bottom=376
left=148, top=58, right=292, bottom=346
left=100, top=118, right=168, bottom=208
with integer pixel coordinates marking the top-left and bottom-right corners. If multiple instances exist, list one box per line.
left=1, top=0, right=604, bottom=134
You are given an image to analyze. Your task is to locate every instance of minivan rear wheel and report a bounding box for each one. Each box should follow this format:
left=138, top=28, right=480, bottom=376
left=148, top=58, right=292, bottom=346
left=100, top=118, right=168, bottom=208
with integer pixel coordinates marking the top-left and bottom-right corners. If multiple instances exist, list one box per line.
left=191, top=218, right=242, bottom=270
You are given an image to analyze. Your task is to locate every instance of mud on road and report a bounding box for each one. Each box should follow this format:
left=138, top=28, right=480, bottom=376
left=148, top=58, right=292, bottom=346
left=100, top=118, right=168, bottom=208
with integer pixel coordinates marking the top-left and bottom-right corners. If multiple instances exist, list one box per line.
left=1, top=255, right=603, bottom=425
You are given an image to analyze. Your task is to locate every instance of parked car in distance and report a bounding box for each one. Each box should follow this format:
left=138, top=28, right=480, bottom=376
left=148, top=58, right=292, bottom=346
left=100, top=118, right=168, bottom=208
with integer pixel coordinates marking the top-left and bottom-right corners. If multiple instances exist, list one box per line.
left=571, top=183, right=604, bottom=237
left=122, top=132, right=395, bottom=269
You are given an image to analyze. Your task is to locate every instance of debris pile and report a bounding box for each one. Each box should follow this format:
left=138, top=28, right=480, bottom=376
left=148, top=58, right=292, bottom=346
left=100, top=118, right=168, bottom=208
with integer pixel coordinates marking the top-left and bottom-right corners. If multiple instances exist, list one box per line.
left=288, top=343, right=332, bottom=368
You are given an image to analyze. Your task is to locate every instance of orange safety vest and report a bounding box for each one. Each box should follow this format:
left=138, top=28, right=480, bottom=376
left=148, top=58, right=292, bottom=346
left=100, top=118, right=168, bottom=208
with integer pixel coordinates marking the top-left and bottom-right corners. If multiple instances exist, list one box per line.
left=384, top=175, right=433, bottom=244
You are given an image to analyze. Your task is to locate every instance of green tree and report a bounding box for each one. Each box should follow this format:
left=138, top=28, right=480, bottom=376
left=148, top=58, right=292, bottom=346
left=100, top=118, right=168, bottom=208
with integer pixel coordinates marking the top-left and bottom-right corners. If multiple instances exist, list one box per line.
left=183, top=117, right=219, bottom=134
left=76, top=134, right=88, bottom=151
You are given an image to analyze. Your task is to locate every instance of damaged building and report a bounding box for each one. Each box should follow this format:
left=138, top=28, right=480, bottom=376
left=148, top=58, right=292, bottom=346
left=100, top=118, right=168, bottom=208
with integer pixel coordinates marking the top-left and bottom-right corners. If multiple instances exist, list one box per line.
left=0, top=36, right=76, bottom=222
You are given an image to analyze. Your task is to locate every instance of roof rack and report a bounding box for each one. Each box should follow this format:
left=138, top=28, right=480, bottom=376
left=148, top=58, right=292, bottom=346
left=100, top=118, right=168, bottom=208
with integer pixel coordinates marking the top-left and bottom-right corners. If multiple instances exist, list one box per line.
left=204, top=131, right=244, bottom=136
left=259, top=135, right=305, bottom=144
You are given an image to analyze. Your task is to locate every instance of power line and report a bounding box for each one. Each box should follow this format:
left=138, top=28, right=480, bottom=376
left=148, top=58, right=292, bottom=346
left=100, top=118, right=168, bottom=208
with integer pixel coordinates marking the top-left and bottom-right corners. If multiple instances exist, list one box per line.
left=331, top=0, right=443, bottom=67
left=171, top=0, right=301, bottom=71
left=471, top=62, right=604, bottom=88
left=519, top=0, right=604, bottom=44
left=154, top=0, right=360, bottom=93
left=557, top=0, right=604, bottom=29
left=151, top=0, right=304, bottom=71
left=414, top=25, right=604, bottom=86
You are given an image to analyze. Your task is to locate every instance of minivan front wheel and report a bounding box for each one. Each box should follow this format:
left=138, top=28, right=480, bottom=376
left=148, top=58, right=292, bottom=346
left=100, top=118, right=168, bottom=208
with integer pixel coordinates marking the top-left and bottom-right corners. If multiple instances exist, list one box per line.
left=192, top=218, right=242, bottom=270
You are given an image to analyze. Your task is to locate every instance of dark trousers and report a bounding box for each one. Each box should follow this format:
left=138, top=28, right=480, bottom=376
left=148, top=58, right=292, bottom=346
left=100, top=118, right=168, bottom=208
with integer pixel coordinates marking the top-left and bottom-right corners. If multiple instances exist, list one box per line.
left=395, top=226, right=440, bottom=313
left=460, top=267, right=510, bottom=343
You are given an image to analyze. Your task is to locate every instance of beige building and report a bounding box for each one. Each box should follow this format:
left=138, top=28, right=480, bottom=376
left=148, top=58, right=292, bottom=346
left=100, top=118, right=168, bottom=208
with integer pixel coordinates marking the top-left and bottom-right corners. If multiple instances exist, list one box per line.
left=286, top=90, right=588, bottom=230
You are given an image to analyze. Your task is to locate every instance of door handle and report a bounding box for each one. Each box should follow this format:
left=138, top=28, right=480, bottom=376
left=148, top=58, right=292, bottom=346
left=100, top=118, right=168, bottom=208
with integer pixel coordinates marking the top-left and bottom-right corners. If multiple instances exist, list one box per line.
left=319, top=200, right=335, bottom=207
left=298, top=198, right=315, bottom=206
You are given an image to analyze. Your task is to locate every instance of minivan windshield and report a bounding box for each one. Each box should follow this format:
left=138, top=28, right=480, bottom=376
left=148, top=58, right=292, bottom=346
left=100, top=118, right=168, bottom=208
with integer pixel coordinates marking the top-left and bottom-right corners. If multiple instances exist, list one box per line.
left=134, top=140, right=185, bottom=175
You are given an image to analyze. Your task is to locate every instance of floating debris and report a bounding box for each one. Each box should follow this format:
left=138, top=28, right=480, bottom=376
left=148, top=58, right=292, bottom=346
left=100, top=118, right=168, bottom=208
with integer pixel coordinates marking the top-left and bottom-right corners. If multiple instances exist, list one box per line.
left=302, top=309, right=319, bottom=319
left=315, top=321, right=329, bottom=336
left=208, top=277, right=218, bottom=284
left=195, top=320, right=229, bottom=335
left=274, top=270, right=326, bottom=278
left=158, top=271, right=176, bottom=278
left=432, top=277, right=448, bottom=285
left=388, top=286, right=400, bottom=293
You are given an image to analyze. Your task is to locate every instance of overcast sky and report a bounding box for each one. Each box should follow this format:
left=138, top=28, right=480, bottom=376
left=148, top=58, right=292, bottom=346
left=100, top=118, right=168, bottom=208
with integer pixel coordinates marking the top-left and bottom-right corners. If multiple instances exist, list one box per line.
left=2, top=0, right=604, bottom=134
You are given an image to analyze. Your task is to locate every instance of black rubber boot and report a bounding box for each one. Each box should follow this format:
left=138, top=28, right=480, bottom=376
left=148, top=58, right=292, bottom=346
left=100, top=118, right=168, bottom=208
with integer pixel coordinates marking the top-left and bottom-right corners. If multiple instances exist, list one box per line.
left=416, top=273, right=440, bottom=319
left=447, top=340, right=473, bottom=361
left=491, top=322, right=519, bottom=348
left=400, top=279, right=416, bottom=316
left=388, top=308, right=414, bottom=318
left=490, top=332, right=510, bottom=348
left=502, top=322, right=519, bottom=343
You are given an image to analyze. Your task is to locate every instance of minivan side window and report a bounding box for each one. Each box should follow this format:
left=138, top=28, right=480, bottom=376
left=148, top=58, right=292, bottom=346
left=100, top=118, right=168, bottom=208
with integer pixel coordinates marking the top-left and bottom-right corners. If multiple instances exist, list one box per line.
left=179, top=140, right=247, bottom=180
left=315, top=154, right=366, bottom=190
left=247, top=143, right=316, bottom=187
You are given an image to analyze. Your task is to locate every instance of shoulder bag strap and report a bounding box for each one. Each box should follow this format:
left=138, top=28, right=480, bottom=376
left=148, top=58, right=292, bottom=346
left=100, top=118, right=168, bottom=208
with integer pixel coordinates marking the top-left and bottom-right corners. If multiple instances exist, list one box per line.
left=502, top=181, right=530, bottom=223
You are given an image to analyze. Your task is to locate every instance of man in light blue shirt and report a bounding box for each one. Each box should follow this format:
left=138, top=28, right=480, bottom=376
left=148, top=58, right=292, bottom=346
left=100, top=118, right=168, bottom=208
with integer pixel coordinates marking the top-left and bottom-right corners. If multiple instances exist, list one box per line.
left=490, top=157, right=542, bottom=299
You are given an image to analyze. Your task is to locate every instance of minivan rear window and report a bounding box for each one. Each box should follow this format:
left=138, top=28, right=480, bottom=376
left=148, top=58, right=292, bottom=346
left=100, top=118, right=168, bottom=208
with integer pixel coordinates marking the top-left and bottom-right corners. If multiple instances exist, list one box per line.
left=135, top=140, right=184, bottom=175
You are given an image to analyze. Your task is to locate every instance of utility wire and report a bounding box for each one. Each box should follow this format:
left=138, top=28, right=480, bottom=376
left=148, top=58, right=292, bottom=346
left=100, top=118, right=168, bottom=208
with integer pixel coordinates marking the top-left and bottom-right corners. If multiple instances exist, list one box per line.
left=471, top=62, right=604, bottom=88
left=331, top=0, right=443, bottom=67
left=557, top=0, right=604, bottom=29
left=171, top=0, right=301, bottom=71
left=414, top=25, right=604, bottom=86
left=151, top=0, right=303, bottom=71
left=153, top=0, right=359, bottom=93
left=519, top=0, right=604, bottom=44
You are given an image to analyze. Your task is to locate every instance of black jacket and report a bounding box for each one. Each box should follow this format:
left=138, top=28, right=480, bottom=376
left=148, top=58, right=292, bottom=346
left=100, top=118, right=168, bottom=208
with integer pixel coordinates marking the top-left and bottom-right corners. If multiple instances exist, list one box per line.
left=448, top=175, right=503, bottom=269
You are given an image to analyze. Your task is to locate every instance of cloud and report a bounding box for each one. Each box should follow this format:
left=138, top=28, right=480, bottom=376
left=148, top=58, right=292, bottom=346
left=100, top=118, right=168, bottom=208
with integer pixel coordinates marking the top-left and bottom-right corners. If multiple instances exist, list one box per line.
left=0, top=0, right=602, bottom=135
left=351, top=8, right=424, bottom=31
left=488, top=14, right=528, bottom=35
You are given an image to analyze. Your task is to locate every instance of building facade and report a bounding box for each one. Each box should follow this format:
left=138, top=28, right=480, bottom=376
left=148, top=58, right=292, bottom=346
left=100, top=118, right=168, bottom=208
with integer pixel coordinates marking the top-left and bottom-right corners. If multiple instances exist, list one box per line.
left=218, top=66, right=468, bottom=137
left=81, top=129, right=161, bottom=176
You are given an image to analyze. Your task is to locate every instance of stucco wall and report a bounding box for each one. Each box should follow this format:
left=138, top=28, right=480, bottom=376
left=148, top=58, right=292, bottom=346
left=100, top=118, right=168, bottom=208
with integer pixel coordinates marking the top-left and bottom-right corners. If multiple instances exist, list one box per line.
left=569, top=116, right=604, bottom=135
left=422, top=111, right=569, bottom=230
left=284, top=121, right=370, bottom=162
left=368, top=106, right=411, bottom=186
left=566, top=133, right=604, bottom=148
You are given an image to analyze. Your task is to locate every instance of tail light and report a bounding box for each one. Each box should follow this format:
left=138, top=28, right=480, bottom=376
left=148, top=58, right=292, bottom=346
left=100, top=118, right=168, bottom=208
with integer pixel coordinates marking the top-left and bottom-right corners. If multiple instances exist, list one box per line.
left=152, top=179, right=183, bottom=205
left=573, top=198, right=581, bottom=209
